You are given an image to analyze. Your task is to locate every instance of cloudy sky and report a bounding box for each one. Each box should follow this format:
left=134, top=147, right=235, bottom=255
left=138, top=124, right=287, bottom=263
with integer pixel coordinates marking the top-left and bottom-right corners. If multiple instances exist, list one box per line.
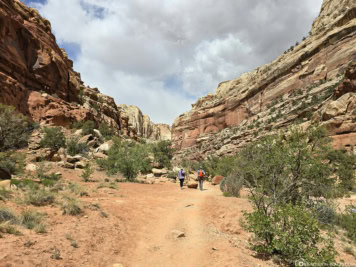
left=23, top=0, right=323, bottom=124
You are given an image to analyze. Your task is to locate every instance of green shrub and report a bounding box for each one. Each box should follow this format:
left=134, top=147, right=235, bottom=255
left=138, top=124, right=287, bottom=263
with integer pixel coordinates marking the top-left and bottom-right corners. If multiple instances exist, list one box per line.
left=219, top=175, right=243, bottom=197
left=222, top=126, right=353, bottom=210
left=24, top=188, right=55, bottom=206
left=0, top=104, right=33, bottom=151
left=98, top=138, right=152, bottom=179
left=20, top=210, right=43, bottom=229
left=337, top=205, right=356, bottom=242
left=81, top=163, right=94, bottom=182
left=0, top=152, right=26, bottom=175
left=243, top=204, right=337, bottom=264
left=40, top=127, right=66, bottom=151
left=82, top=120, right=96, bottom=136
left=0, top=222, right=21, bottom=235
left=61, top=198, right=82, bottom=216
left=152, top=140, right=174, bottom=168
left=66, top=137, right=89, bottom=156
left=98, top=122, right=115, bottom=140
left=0, top=207, right=18, bottom=223
left=0, top=187, right=12, bottom=201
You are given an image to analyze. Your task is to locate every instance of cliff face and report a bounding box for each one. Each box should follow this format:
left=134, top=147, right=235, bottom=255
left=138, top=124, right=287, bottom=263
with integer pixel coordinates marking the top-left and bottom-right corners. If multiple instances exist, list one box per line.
left=172, top=0, right=356, bottom=160
left=0, top=0, right=169, bottom=141
left=118, top=104, right=170, bottom=141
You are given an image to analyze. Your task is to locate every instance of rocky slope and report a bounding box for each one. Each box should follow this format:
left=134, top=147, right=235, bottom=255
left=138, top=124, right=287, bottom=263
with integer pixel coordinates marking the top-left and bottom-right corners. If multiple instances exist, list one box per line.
left=0, top=0, right=169, bottom=141
left=172, top=0, right=356, bottom=161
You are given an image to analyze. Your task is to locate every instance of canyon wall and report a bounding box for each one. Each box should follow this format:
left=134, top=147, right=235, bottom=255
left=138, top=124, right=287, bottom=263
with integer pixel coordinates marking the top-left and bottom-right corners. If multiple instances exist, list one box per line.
left=0, top=0, right=169, bottom=141
left=172, top=0, right=356, bottom=161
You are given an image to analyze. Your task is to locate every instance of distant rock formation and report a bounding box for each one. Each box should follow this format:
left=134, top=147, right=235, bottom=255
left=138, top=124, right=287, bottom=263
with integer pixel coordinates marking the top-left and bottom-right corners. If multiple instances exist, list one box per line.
left=0, top=0, right=169, bottom=141
left=172, top=0, right=356, bottom=161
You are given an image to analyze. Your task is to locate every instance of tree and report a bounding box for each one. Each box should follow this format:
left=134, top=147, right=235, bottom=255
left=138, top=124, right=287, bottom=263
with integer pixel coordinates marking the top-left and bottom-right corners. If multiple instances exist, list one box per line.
left=152, top=140, right=174, bottom=168
left=0, top=104, right=33, bottom=151
left=222, top=125, right=354, bottom=264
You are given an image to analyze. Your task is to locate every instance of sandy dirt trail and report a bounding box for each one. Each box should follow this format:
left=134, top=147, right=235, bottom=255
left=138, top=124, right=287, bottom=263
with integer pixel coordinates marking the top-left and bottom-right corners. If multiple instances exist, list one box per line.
left=125, top=183, right=222, bottom=267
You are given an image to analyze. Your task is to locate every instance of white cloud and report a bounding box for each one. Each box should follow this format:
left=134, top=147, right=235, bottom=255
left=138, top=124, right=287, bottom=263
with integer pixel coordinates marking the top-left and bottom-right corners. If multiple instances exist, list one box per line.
left=30, top=0, right=323, bottom=124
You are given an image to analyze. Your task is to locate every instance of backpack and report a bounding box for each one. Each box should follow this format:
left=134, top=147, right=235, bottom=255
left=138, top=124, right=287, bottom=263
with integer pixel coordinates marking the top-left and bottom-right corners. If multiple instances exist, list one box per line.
left=198, top=169, right=204, bottom=178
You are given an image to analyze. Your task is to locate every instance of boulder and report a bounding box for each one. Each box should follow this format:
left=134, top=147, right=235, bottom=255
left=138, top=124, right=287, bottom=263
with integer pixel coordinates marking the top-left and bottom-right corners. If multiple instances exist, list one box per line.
left=187, top=181, right=198, bottom=189
left=74, top=129, right=83, bottom=136
left=87, top=139, right=98, bottom=148
left=93, top=152, right=107, bottom=159
left=152, top=168, right=168, bottom=177
left=170, top=230, right=185, bottom=238
left=212, top=176, right=224, bottom=185
left=146, top=173, right=155, bottom=179
left=0, top=168, right=11, bottom=180
left=79, top=134, right=94, bottom=144
left=96, top=140, right=114, bottom=154
left=63, top=162, right=75, bottom=169
left=52, top=153, right=61, bottom=162
left=66, top=155, right=79, bottom=164
left=75, top=161, right=86, bottom=169
left=0, top=179, right=11, bottom=189
left=93, top=129, right=103, bottom=140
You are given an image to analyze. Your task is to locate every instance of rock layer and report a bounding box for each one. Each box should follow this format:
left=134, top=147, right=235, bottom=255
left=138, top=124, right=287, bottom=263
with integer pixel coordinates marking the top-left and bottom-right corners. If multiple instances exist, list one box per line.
left=0, top=0, right=169, bottom=141
left=172, top=0, right=356, bottom=160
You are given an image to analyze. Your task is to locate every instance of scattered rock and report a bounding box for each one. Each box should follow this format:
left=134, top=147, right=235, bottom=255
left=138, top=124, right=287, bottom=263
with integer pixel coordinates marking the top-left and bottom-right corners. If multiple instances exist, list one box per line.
left=75, top=162, right=86, bottom=169
left=152, top=168, right=168, bottom=177
left=66, top=155, right=79, bottom=164
left=0, top=179, right=12, bottom=189
left=212, top=175, right=224, bottom=185
left=146, top=173, right=155, bottom=179
left=93, top=152, right=107, bottom=159
left=74, top=129, right=83, bottom=136
left=96, top=140, right=114, bottom=154
left=171, top=230, right=185, bottom=239
left=79, top=134, right=94, bottom=144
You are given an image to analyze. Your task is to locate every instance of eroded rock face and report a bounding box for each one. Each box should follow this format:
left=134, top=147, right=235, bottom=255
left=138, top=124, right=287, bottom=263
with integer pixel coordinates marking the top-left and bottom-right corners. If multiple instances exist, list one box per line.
left=172, top=0, right=356, bottom=160
left=118, top=104, right=170, bottom=141
left=0, top=0, right=167, bottom=141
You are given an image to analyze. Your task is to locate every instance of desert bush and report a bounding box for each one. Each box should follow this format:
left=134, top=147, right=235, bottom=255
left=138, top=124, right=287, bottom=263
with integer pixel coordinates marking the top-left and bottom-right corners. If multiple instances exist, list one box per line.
left=220, top=175, right=243, bottom=197
left=40, top=127, right=66, bottom=151
left=0, top=104, right=34, bottom=151
left=0, top=187, right=12, bottom=201
left=81, top=163, right=94, bottom=182
left=0, top=222, right=21, bottom=236
left=243, top=203, right=337, bottom=264
left=0, top=207, right=18, bottom=223
left=61, top=198, right=82, bottom=216
left=0, top=152, right=26, bottom=175
left=66, top=137, right=89, bottom=156
left=67, top=183, right=88, bottom=196
left=20, top=210, right=43, bottom=229
left=98, top=138, right=151, bottom=179
left=223, top=126, right=354, bottom=213
left=152, top=140, right=174, bottom=168
left=309, top=200, right=337, bottom=225
left=24, top=188, right=55, bottom=206
left=98, top=122, right=115, bottom=140
left=81, top=120, right=96, bottom=136
left=336, top=205, right=356, bottom=242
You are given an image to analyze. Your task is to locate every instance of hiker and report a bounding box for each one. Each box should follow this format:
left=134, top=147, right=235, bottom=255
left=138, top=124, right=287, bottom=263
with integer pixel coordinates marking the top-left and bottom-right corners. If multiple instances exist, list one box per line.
left=177, top=168, right=185, bottom=190
left=197, top=167, right=206, bottom=191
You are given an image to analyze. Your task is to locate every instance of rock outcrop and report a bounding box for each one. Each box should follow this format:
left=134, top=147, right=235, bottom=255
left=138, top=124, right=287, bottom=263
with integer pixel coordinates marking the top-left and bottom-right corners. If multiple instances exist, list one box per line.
left=0, top=0, right=168, bottom=141
left=172, top=0, right=356, bottom=160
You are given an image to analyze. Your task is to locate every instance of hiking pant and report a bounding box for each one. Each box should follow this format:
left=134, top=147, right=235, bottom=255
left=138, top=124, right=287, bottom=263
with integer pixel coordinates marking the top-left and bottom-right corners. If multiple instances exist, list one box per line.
left=179, top=179, right=184, bottom=188
left=199, top=180, right=203, bottom=191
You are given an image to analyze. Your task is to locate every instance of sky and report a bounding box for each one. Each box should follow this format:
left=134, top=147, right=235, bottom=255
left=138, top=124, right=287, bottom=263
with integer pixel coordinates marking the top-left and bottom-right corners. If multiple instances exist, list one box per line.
left=22, top=0, right=323, bottom=124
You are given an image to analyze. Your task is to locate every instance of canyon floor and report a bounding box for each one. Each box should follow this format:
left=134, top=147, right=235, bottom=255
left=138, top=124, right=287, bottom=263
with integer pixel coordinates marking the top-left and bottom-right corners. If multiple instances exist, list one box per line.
left=1, top=168, right=356, bottom=267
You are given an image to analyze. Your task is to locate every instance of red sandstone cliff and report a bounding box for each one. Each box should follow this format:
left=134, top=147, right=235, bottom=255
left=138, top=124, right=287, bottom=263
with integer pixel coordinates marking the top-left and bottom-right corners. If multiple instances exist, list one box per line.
left=0, top=0, right=169, bottom=141
left=172, top=0, right=356, bottom=160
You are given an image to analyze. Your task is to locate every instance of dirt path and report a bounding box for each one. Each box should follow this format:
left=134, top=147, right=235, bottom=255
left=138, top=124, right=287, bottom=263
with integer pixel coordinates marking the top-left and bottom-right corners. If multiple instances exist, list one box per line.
left=129, top=184, right=217, bottom=267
